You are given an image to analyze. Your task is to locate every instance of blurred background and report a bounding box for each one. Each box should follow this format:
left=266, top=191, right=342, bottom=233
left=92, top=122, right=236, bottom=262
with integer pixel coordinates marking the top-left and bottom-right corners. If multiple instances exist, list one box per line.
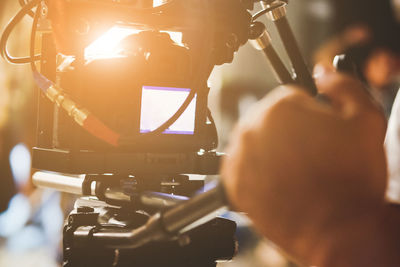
left=0, top=0, right=399, bottom=266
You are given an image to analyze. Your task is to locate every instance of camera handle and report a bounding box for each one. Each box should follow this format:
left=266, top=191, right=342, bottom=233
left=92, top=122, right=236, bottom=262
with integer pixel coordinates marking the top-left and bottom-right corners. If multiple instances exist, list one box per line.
left=62, top=198, right=236, bottom=267
left=33, top=171, right=229, bottom=249
left=250, top=1, right=318, bottom=95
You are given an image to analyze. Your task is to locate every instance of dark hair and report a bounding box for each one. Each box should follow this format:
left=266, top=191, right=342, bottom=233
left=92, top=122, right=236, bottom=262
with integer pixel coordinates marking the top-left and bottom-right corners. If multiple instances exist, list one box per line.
left=332, top=0, right=400, bottom=53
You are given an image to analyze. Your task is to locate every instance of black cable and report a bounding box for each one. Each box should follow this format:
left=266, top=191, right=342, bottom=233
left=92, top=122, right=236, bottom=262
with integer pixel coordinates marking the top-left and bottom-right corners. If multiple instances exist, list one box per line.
left=144, top=1, right=215, bottom=138
left=6, top=0, right=212, bottom=148
left=148, top=89, right=197, bottom=136
left=26, top=0, right=203, bottom=147
left=2, top=0, right=215, bottom=148
left=119, top=1, right=215, bottom=145
left=2, top=0, right=175, bottom=65
left=0, top=0, right=41, bottom=64
left=19, top=0, right=34, bottom=17
left=30, top=2, right=40, bottom=72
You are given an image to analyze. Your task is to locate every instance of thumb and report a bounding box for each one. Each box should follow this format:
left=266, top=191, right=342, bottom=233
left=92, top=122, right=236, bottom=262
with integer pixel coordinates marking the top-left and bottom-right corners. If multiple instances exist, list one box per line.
left=313, top=65, right=375, bottom=116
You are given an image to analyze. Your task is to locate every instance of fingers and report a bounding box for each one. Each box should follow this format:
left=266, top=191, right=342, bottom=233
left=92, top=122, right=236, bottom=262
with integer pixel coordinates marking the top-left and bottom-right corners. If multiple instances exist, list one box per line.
left=233, top=85, right=304, bottom=129
left=221, top=86, right=315, bottom=212
left=313, top=64, right=377, bottom=117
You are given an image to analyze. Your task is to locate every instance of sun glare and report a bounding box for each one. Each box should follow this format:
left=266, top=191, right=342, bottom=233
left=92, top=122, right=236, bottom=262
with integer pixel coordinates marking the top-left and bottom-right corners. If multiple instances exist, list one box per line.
left=85, top=27, right=141, bottom=60
left=163, top=31, right=183, bottom=45
left=85, top=26, right=183, bottom=61
left=153, top=0, right=168, bottom=7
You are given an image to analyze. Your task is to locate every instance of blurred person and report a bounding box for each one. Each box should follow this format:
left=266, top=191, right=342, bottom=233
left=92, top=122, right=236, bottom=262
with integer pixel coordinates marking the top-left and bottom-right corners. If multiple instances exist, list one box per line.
left=222, top=68, right=395, bottom=266
left=222, top=0, right=400, bottom=266
left=314, top=0, right=400, bottom=116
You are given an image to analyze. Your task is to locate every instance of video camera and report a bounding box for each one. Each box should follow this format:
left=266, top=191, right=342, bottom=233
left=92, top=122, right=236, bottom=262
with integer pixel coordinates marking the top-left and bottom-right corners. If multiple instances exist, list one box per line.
left=1, top=0, right=317, bottom=266
left=28, top=0, right=253, bottom=176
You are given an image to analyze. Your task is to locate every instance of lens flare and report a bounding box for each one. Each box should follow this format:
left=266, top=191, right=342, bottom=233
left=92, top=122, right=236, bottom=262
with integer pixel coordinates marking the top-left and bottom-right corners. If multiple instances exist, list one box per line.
left=85, top=27, right=141, bottom=60
left=85, top=26, right=183, bottom=60
left=153, top=0, right=168, bottom=7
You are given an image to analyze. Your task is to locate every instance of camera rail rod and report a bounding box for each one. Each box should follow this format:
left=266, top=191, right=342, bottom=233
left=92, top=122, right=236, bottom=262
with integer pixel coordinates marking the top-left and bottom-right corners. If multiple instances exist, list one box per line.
left=249, top=21, right=293, bottom=84
left=33, top=171, right=227, bottom=248
left=267, top=4, right=317, bottom=95
left=86, top=183, right=227, bottom=248
left=32, top=171, right=188, bottom=209
left=251, top=1, right=318, bottom=95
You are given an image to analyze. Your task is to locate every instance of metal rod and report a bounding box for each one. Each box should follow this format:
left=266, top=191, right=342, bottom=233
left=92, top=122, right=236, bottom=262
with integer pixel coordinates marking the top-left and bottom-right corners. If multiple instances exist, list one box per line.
left=139, top=191, right=188, bottom=209
left=262, top=44, right=293, bottom=84
left=162, top=182, right=226, bottom=233
left=34, top=172, right=228, bottom=248
left=32, top=171, right=188, bottom=209
left=249, top=21, right=293, bottom=85
left=263, top=5, right=317, bottom=95
left=33, top=171, right=87, bottom=195
left=274, top=16, right=317, bottom=94
left=91, top=182, right=227, bottom=248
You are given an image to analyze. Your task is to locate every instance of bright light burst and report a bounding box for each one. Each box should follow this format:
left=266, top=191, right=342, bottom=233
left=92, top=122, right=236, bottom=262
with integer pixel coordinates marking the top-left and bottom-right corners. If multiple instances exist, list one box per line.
left=153, top=0, right=169, bottom=7
left=85, top=27, right=141, bottom=60
left=85, top=26, right=183, bottom=61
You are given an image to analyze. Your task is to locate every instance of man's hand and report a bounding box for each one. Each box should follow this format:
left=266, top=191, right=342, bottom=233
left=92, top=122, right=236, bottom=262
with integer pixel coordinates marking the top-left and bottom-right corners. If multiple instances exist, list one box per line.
left=221, top=69, right=394, bottom=266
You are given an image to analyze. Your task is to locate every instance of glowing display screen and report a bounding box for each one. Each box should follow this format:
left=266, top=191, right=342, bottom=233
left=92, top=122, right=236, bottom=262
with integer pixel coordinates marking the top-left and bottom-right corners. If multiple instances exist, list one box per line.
left=140, top=86, right=196, bottom=135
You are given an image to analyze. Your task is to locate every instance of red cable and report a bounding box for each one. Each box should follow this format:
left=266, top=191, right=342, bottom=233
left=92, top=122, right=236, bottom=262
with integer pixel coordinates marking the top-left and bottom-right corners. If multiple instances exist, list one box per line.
left=83, top=115, right=120, bottom=147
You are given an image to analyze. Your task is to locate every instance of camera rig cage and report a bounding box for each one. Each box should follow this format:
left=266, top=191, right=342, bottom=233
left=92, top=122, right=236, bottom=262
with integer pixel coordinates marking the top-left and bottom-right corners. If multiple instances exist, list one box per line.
left=0, top=0, right=320, bottom=266
left=1, top=0, right=317, bottom=175
left=30, top=0, right=253, bottom=175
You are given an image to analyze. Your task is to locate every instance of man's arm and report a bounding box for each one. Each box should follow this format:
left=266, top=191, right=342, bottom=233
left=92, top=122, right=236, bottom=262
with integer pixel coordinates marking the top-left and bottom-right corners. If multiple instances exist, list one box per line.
left=221, top=69, right=400, bottom=266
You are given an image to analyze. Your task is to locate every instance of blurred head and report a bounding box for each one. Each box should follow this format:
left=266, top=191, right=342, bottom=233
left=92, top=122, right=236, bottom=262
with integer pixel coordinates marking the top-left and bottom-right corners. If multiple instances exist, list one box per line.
left=332, top=0, right=400, bottom=87
left=332, top=0, right=400, bottom=51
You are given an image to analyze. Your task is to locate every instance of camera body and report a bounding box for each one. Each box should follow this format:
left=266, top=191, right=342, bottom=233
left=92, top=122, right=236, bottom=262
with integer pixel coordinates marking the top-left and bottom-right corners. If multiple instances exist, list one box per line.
left=57, top=30, right=206, bottom=153
left=32, top=0, right=252, bottom=175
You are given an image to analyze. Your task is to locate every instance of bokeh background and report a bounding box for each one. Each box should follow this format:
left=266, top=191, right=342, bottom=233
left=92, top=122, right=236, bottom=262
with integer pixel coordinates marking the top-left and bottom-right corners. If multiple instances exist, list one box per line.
left=0, top=0, right=399, bottom=266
